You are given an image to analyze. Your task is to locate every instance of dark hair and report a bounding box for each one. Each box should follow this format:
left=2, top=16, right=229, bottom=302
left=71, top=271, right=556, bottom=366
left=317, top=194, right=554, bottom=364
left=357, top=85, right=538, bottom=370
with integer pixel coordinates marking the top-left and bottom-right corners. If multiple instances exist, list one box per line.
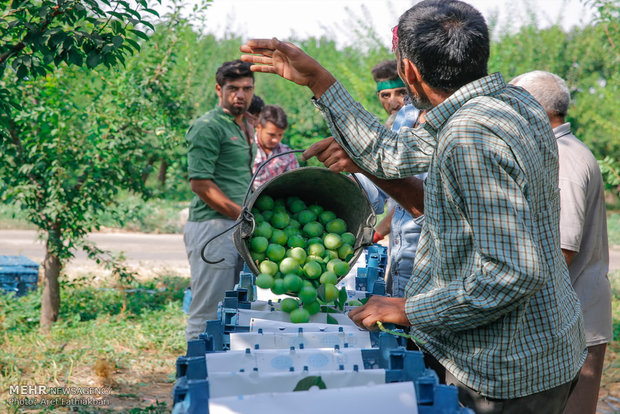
left=371, top=60, right=399, bottom=82
left=397, top=0, right=489, bottom=92
left=215, top=60, right=254, bottom=86
left=258, top=105, right=288, bottom=129
left=248, top=95, right=265, bottom=116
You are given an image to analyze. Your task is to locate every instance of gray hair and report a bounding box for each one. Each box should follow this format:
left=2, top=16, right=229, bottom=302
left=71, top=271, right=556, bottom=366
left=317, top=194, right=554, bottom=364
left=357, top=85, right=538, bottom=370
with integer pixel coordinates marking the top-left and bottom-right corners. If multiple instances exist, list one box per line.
left=510, top=70, right=570, bottom=118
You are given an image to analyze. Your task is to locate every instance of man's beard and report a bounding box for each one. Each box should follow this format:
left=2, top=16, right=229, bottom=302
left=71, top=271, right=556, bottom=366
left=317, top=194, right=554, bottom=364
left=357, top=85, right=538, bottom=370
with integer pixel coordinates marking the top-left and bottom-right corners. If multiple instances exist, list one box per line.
left=405, top=83, right=433, bottom=110
left=225, top=104, right=246, bottom=116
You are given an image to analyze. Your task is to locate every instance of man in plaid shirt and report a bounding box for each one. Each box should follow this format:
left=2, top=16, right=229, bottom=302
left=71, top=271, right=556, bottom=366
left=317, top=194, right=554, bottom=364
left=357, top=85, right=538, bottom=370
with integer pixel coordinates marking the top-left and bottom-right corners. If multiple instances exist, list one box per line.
left=252, top=104, right=299, bottom=189
left=241, top=0, right=585, bottom=411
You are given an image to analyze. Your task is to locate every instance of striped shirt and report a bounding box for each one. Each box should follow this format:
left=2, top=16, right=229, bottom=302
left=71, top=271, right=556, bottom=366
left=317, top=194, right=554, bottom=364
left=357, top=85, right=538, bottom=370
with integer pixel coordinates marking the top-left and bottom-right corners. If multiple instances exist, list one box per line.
left=314, top=73, right=586, bottom=399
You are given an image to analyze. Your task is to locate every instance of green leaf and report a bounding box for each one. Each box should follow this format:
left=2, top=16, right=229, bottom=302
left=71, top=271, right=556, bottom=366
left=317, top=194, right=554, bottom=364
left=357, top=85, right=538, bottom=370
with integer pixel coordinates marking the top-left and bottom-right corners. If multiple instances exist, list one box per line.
left=326, top=314, right=339, bottom=324
left=86, top=52, right=101, bottom=68
left=316, top=284, right=326, bottom=302
left=293, top=376, right=326, bottom=392
left=68, top=49, right=83, bottom=66
left=112, top=35, right=124, bottom=48
left=130, top=29, right=149, bottom=41
left=337, top=287, right=347, bottom=311
left=143, top=8, right=160, bottom=17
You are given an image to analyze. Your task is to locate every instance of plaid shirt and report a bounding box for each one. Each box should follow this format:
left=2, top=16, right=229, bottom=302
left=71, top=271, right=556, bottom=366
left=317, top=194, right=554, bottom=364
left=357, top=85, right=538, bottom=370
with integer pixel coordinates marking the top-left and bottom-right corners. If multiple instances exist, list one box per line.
left=314, top=73, right=586, bottom=399
left=252, top=138, right=299, bottom=189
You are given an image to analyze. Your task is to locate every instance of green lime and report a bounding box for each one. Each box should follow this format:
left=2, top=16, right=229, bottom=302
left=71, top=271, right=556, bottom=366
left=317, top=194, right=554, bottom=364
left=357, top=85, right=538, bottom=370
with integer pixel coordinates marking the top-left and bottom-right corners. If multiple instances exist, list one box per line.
left=280, top=298, right=300, bottom=313
left=255, top=273, right=275, bottom=289
left=305, top=255, right=324, bottom=265
left=275, top=198, right=286, bottom=208
left=303, top=300, right=321, bottom=315
left=307, top=242, right=325, bottom=257
left=324, top=250, right=339, bottom=261
left=333, top=260, right=350, bottom=277
left=303, top=261, right=323, bottom=280
left=270, top=229, right=288, bottom=246
left=289, top=247, right=307, bottom=265
left=323, top=233, right=342, bottom=250
left=283, top=227, right=298, bottom=239
left=289, top=219, right=301, bottom=229
left=271, top=211, right=290, bottom=229
left=254, top=212, right=265, bottom=223
left=250, top=251, right=265, bottom=262
left=250, top=236, right=269, bottom=253
left=286, top=196, right=302, bottom=208
left=298, top=285, right=317, bottom=305
left=297, top=209, right=317, bottom=225
left=287, top=235, right=306, bottom=249
left=262, top=210, right=273, bottom=222
left=255, top=195, right=275, bottom=211
left=338, top=244, right=354, bottom=261
left=279, top=257, right=302, bottom=275
left=318, top=210, right=337, bottom=225
left=326, top=259, right=343, bottom=273
left=347, top=299, right=363, bottom=306
left=319, top=271, right=338, bottom=285
left=307, top=237, right=323, bottom=246
left=341, top=232, right=355, bottom=246
left=289, top=308, right=310, bottom=323
left=259, top=260, right=278, bottom=276
left=289, top=200, right=307, bottom=214
left=271, top=278, right=287, bottom=295
left=283, top=273, right=303, bottom=293
left=325, top=218, right=347, bottom=234
left=254, top=221, right=273, bottom=239
left=308, top=204, right=324, bottom=216
left=302, top=221, right=324, bottom=238
left=266, top=244, right=286, bottom=262
left=324, top=283, right=339, bottom=302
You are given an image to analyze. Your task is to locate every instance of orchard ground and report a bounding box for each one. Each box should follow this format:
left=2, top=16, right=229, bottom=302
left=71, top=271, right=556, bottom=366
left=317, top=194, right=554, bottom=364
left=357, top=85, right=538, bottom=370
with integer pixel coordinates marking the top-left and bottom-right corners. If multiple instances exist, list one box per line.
left=0, top=229, right=619, bottom=413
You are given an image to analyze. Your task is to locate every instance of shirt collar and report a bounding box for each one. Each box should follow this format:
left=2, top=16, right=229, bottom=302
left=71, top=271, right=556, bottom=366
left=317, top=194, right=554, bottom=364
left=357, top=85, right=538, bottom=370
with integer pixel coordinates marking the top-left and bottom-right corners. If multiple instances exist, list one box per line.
left=424, top=72, right=507, bottom=135
left=552, top=122, right=572, bottom=140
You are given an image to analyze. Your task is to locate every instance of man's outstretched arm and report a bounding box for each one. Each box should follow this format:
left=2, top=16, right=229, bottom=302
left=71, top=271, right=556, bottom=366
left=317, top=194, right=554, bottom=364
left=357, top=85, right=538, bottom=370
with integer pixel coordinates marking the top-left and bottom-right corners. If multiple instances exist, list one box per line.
left=240, top=38, right=335, bottom=98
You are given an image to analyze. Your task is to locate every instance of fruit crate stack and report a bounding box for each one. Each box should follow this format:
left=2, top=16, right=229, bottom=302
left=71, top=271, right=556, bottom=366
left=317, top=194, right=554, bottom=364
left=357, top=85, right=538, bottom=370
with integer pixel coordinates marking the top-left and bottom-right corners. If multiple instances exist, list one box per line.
left=171, top=246, right=473, bottom=414
left=0, top=255, right=39, bottom=296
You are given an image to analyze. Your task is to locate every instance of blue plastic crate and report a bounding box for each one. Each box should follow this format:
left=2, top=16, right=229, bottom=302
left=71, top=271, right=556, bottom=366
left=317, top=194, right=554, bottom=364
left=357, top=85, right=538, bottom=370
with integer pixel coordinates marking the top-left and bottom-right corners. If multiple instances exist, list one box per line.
left=0, top=255, right=39, bottom=270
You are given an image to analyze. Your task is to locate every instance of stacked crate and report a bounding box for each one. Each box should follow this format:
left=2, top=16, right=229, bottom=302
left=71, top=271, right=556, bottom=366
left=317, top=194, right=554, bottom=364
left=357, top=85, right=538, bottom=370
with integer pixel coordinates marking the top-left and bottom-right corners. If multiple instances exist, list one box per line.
left=172, top=246, right=473, bottom=414
left=0, top=255, right=39, bottom=296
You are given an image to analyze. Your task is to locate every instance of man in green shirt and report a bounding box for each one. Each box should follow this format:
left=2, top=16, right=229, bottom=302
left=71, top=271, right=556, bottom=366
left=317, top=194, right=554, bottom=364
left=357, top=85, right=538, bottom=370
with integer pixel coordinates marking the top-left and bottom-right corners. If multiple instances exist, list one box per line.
left=184, top=60, right=256, bottom=340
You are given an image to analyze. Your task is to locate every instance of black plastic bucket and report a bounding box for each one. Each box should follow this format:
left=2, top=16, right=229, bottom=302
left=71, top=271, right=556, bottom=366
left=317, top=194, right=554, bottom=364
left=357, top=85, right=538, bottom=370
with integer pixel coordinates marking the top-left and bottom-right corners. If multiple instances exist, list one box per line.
left=233, top=167, right=376, bottom=277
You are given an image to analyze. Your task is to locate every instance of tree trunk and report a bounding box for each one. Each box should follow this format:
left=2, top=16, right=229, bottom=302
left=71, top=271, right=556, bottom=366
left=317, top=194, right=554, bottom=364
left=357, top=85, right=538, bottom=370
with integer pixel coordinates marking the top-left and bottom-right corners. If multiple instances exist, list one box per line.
left=158, top=160, right=168, bottom=187
left=141, top=156, right=156, bottom=183
left=40, top=241, right=61, bottom=332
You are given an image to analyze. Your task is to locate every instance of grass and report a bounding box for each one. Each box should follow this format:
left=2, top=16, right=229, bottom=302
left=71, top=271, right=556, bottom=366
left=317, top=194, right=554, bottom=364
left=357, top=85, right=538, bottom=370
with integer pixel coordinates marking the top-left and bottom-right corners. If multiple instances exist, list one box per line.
left=0, top=274, right=189, bottom=413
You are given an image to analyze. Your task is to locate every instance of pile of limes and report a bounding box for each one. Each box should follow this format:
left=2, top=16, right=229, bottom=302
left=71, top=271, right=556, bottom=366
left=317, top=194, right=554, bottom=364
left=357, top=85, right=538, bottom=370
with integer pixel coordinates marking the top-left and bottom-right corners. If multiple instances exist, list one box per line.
left=248, top=194, right=354, bottom=323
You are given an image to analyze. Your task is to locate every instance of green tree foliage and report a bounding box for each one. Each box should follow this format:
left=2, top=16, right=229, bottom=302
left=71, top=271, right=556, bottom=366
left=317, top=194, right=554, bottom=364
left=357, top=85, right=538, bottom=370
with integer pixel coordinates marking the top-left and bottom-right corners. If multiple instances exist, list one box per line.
left=0, top=0, right=161, bottom=330
left=489, top=0, right=620, bottom=196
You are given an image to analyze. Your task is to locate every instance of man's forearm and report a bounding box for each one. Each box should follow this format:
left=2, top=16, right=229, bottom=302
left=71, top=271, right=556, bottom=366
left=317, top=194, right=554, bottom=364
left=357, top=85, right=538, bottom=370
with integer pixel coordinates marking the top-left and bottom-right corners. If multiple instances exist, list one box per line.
left=363, top=173, right=424, bottom=218
left=191, top=179, right=242, bottom=220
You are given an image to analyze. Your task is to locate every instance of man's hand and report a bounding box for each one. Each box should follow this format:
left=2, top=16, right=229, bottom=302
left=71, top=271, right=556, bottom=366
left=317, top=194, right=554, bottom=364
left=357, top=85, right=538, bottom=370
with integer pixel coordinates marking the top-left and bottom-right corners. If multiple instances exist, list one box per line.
left=348, top=296, right=410, bottom=330
left=302, top=137, right=363, bottom=174
left=240, top=38, right=336, bottom=98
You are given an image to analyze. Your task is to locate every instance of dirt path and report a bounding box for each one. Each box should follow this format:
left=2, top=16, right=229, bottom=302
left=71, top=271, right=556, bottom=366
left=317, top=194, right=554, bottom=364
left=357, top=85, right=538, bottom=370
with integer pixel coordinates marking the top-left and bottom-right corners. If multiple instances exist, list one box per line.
left=0, top=229, right=189, bottom=278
